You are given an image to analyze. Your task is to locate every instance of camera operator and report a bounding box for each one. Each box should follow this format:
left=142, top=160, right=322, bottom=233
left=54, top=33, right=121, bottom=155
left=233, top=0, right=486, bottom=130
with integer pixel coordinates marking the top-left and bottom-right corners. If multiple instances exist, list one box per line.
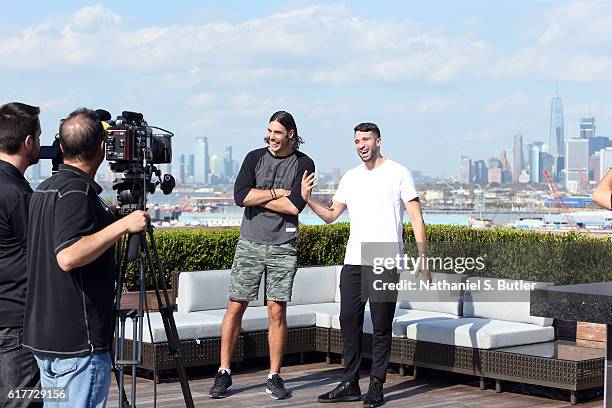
left=22, top=108, right=149, bottom=407
left=0, top=102, right=42, bottom=408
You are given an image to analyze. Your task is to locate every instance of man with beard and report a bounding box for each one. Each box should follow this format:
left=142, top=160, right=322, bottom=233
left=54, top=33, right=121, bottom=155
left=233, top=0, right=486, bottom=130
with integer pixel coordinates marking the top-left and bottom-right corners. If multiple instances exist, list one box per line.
left=208, top=111, right=315, bottom=400
left=0, top=102, right=42, bottom=407
left=302, top=122, right=428, bottom=408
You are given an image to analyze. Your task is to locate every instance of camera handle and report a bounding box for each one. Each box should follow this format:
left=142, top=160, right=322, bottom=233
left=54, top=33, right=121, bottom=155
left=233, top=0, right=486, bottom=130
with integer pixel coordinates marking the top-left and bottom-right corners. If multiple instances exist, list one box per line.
left=112, top=223, right=195, bottom=408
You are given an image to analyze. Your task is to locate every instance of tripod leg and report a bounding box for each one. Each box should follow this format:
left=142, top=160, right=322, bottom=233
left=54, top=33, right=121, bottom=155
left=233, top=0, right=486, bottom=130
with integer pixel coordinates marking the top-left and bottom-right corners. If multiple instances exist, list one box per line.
left=143, top=229, right=195, bottom=408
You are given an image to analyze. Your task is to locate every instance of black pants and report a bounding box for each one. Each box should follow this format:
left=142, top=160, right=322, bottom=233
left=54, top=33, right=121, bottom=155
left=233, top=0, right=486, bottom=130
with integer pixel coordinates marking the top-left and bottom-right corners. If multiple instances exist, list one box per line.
left=339, top=265, right=397, bottom=383
left=0, top=327, right=42, bottom=408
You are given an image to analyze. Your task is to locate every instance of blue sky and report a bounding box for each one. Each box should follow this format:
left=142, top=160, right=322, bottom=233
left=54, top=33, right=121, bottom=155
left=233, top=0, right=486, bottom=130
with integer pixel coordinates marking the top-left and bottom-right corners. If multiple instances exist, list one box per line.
left=2, top=1, right=612, bottom=176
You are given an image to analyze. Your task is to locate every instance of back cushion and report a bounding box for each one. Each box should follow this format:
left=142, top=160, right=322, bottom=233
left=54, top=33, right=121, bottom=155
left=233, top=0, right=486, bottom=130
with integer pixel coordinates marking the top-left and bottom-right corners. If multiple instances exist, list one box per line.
left=177, top=270, right=231, bottom=312
left=288, top=266, right=337, bottom=306
left=398, top=271, right=465, bottom=316
left=463, top=277, right=553, bottom=326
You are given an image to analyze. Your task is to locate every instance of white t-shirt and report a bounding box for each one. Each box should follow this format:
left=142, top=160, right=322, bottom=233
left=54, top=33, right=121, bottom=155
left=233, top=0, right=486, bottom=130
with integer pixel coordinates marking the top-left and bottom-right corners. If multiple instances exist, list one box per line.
left=333, top=159, right=418, bottom=266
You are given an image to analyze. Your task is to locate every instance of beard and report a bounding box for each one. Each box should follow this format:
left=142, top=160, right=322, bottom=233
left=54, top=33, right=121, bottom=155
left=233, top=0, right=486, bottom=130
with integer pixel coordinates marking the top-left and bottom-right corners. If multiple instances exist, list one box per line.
left=27, top=148, right=40, bottom=166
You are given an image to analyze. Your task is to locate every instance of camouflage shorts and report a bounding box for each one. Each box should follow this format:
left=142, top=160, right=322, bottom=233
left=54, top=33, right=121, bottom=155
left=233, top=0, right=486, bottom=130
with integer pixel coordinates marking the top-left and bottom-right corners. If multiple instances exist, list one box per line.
left=229, top=239, right=298, bottom=302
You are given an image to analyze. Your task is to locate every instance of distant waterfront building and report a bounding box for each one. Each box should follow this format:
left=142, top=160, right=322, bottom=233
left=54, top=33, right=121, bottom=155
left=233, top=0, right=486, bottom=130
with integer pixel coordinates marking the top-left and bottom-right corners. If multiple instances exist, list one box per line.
left=513, top=134, right=524, bottom=183
left=186, top=154, right=195, bottom=180
left=540, top=152, right=554, bottom=182
left=195, top=137, right=210, bottom=185
left=460, top=156, right=472, bottom=184
left=579, top=116, right=595, bottom=139
left=588, top=135, right=611, bottom=156
left=473, top=160, right=488, bottom=185
left=179, top=154, right=186, bottom=184
left=589, top=152, right=601, bottom=182
left=223, top=146, right=235, bottom=179
left=487, top=166, right=502, bottom=184
left=549, top=96, right=564, bottom=157
left=529, top=144, right=542, bottom=183
left=598, top=148, right=612, bottom=182
left=565, top=138, right=589, bottom=193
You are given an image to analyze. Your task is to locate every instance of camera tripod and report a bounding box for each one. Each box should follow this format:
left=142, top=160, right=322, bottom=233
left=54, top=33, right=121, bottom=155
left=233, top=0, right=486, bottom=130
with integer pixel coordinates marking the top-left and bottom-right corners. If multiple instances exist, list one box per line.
left=112, top=223, right=194, bottom=408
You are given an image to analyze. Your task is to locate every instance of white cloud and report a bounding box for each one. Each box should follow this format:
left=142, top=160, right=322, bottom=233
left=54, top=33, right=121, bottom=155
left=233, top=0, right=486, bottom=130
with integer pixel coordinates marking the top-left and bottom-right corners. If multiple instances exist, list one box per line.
left=486, top=93, right=529, bottom=113
left=382, top=98, right=466, bottom=114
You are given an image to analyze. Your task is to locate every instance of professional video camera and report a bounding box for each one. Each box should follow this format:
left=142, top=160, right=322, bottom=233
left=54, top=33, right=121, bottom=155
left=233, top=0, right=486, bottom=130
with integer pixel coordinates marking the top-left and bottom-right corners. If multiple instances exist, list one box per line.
left=103, top=110, right=176, bottom=216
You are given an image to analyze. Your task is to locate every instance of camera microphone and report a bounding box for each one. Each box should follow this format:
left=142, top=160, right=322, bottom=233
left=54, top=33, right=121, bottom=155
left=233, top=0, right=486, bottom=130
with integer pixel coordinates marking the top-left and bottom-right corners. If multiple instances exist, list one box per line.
left=95, top=109, right=112, bottom=122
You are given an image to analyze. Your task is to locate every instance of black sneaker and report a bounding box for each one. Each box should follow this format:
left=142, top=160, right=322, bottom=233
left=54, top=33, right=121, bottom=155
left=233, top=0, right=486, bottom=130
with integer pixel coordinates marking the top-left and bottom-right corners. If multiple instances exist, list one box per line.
left=209, top=370, right=233, bottom=398
left=362, top=376, right=384, bottom=408
left=266, top=374, right=290, bottom=399
left=317, top=380, right=361, bottom=403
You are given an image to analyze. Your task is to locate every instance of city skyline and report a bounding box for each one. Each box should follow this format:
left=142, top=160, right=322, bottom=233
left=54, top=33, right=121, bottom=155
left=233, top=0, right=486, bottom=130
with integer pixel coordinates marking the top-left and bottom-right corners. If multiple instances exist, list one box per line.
left=5, top=1, right=612, bottom=177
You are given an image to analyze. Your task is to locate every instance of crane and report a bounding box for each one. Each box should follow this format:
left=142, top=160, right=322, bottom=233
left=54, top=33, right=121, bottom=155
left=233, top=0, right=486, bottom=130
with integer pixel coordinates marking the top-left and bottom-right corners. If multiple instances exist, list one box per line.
left=543, top=171, right=577, bottom=230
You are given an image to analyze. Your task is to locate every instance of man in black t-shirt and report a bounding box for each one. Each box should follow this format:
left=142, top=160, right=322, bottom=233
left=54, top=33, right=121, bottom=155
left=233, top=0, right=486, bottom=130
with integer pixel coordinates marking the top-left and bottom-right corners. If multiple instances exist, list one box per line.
left=0, top=102, right=42, bottom=408
left=208, top=111, right=315, bottom=400
left=23, top=108, right=150, bottom=407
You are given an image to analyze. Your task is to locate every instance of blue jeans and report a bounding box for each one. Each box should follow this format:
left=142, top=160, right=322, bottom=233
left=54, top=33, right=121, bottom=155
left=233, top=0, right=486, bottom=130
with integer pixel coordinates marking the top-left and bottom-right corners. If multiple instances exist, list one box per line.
left=33, top=352, right=111, bottom=408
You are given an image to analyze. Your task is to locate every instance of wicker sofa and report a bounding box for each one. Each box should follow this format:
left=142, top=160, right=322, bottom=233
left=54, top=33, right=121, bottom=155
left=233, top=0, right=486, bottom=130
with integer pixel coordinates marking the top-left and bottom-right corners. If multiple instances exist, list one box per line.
left=120, top=266, right=604, bottom=404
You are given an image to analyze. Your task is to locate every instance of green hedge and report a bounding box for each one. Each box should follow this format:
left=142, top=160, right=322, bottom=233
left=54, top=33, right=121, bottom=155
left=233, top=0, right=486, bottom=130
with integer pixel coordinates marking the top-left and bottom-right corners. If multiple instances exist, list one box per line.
left=122, top=224, right=612, bottom=291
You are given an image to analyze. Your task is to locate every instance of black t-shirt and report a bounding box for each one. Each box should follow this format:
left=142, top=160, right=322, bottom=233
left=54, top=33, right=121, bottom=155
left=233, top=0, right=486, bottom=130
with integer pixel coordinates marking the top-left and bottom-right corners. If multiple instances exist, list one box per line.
left=233, top=148, right=315, bottom=244
left=23, top=164, right=116, bottom=356
left=0, top=160, right=32, bottom=328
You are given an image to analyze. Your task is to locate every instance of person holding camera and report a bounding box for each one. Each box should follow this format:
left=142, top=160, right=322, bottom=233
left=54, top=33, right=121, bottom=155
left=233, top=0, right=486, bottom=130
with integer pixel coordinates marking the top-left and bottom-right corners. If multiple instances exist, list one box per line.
left=0, top=102, right=42, bottom=408
left=22, top=108, right=150, bottom=407
left=208, top=111, right=315, bottom=400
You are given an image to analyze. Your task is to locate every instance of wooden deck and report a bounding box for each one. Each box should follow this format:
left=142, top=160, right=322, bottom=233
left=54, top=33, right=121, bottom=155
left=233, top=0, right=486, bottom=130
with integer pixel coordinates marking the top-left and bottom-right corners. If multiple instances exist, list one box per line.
left=107, top=359, right=603, bottom=407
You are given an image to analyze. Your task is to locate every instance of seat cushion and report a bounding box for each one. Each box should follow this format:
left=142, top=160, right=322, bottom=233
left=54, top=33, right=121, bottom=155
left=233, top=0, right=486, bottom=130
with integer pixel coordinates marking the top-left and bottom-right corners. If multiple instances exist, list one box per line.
left=397, top=271, right=466, bottom=316
left=330, top=304, right=370, bottom=330
left=463, top=277, right=553, bottom=326
left=389, top=309, right=460, bottom=338
left=177, top=269, right=265, bottom=312
left=288, top=266, right=337, bottom=306
left=288, top=303, right=340, bottom=328
left=203, top=306, right=315, bottom=332
left=406, top=317, right=555, bottom=349
left=122, top=312, right=224, bottom=343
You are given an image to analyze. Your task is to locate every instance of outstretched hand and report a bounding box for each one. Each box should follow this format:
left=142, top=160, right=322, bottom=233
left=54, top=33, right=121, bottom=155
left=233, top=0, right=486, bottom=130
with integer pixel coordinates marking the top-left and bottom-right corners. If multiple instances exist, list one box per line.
left=301, top=170, right=317, bottom=201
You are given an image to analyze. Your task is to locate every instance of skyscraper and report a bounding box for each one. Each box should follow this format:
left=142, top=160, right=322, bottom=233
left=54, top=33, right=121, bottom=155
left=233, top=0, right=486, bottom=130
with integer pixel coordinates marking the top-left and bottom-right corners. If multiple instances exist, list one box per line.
left=549, top=96, right=564, bottom=157
left=460, top=156, right=472, bottom=184
left=579, top=116, right=595, bottom=139
left=195, top=137, right=210, bottom=184
left=473, top=160, right=488, bottom=185
left=186, top=154, right=195, bottom=181
left=223, top=146, right=234, bottom=179
left=179, top=154, right=186, bottom=184
left=529, top=143, right=542, bottom=183
left=513, top=134, right=524, bottom=182
left=565, top=139, right=589, bottom=193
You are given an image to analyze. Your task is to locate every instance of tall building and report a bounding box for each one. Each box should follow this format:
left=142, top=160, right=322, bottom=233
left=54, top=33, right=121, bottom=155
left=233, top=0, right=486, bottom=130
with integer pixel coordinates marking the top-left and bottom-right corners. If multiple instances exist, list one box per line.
left=460, top=156, right=472, bottom=184
left=186, top=154, right=195, bottom=180
left=598, top=148, right=612, bottom=182
left=513, top=134, right=524, bottom=182
left=195, top=137, right=210, bottom=185
left=223, top=146, right=234, bottom=179
left=549, top=96, right=564, bottom=157
left=588, top=135, right=611, bottom=156
left=179, top=154, right=186, bottom=184
left=473, top=160, right=488, bottom=185
left=565, top=139, right=589, bottom=193
left=529, top=144, right=542, bottom=183
left=579, top=116, right=595, bottom=139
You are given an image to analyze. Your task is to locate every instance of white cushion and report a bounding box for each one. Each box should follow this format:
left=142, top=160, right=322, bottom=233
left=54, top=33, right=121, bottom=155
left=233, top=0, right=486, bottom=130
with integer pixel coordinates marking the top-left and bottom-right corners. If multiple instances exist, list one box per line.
left=122, top=312, right=224, bottom=343
left=397, top=271, right=465, bottom=316
left=203, top=306, right=315, bottom=332
left=288, top=303, right=340, bottom=328
left=334, top=266, right=342, bottom=302
left=463, top=277, right=553, bottom=326
left=177, top=270, right=231, bottom=312
left=407, top=317, right=555, bottom=349
left=177, top=269, right=265, bottom=312
left=288, top=266, right=337, bottom=306
left=390, top=309, right=460, bottom=338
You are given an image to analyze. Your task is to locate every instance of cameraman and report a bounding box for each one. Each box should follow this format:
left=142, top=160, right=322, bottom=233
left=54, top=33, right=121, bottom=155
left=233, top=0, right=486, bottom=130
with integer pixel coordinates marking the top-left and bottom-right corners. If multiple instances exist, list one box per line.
left=0, top=102, right=42, bottom=408
left=22, top=108, right=149, bottom=407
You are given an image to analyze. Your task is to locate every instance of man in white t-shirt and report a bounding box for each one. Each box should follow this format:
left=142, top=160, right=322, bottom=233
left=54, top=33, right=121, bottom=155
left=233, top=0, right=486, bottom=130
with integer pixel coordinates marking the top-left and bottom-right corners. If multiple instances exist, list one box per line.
left=302, top=122, right=428, bottom=408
